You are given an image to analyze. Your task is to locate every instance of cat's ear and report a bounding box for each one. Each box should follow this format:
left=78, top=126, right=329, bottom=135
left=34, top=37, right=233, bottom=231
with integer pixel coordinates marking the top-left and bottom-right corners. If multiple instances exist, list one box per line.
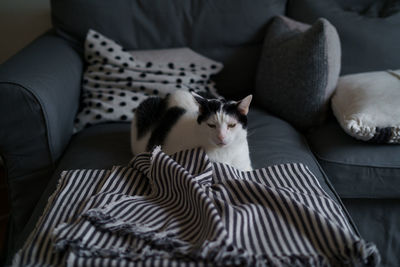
left=191, top=92, right=207, bottom=113
left=237, top=95, right=252, bottom=115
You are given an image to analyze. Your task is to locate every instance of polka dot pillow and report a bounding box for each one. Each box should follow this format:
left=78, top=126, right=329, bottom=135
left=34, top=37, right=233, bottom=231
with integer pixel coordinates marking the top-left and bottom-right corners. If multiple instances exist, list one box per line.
left=74, top=29, right=223, bottom=133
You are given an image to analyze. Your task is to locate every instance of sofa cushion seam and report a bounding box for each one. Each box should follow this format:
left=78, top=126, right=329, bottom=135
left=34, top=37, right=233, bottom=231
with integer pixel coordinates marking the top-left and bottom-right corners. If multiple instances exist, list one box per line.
left=312, top=151, right=400, bottom=168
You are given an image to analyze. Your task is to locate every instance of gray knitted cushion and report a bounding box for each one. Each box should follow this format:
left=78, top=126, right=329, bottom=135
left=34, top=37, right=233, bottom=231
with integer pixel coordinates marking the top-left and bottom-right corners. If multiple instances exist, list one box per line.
left=255, top=16, right=341, bottom=131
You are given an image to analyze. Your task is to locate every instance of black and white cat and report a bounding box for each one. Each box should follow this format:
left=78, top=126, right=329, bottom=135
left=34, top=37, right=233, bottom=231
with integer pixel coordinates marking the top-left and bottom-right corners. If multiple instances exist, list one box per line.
left=130, top=90, right=253, bottom=171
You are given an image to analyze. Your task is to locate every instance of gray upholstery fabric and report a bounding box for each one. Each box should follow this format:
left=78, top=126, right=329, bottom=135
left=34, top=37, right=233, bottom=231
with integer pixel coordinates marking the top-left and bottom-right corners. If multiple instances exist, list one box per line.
left=12, top=123, right=132, bottom=260
left=287, top=0, right=400, bottom=75
left=343, top=199, right=400, bottom=267
left=307, top=118, right=400, bottom=199
left=308, top=118, right=400, bottom=266
left=0, top=32, right=83, bottom=255
left=255, top=16, right=341, bottom=131
left=50, top=0, right=287, bottom=98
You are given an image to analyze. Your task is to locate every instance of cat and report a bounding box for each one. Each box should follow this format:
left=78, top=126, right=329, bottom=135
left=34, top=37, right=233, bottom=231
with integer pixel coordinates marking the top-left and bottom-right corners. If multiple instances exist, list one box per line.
left=130, top=90, right=253, bottom=171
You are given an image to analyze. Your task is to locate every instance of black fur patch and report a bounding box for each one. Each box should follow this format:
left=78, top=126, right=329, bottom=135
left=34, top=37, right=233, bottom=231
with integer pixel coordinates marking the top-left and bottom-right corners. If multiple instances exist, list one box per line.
left=223, top=102, right=248, bottom=128
left=196, top=99, right=248, bottom=128
left=135, top=97, right=167, bottom=139
left=196, top=100, right=222, bottom=124
left=146, top=107, right=186, bottom=151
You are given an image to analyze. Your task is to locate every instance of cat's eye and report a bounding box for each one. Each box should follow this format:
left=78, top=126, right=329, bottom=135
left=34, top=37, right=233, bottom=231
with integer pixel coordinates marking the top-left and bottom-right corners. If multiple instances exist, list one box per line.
left=207, top=123, right=216, bottom=128
left=228, top=123, right=236, bottom=128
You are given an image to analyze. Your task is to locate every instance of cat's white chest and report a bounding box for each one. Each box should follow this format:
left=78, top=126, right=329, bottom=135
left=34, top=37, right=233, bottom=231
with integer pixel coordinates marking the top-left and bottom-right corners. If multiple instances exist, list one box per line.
left=205, top=140, right=252, bottom=171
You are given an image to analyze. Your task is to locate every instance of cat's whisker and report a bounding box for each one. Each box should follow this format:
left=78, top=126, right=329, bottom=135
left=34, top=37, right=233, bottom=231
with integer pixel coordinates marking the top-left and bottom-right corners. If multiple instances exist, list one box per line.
left=246, top=130, right=257, bottom=137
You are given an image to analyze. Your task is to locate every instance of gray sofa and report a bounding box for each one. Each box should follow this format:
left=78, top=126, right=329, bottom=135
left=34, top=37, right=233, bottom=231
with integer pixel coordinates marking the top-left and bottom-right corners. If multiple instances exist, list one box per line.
left=1, top=0, right=399, bottom=266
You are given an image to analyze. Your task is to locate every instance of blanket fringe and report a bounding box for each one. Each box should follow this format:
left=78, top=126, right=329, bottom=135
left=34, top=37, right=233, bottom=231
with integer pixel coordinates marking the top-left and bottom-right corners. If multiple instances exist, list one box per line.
left=75, top=209, right=359, bottom=267
left=349, top=240, right=381, bottom=267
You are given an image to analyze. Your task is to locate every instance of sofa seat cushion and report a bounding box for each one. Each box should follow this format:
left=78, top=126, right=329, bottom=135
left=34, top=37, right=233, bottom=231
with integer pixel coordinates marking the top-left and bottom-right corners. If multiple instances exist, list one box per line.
left=13, top=108, right=356, bottom=259
left=307, top=118, right=400, bottom=199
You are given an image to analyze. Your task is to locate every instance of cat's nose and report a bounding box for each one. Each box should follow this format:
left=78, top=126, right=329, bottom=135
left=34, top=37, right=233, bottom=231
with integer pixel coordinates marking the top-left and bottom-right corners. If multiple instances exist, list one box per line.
left=217, top=134, right=225, bottom=142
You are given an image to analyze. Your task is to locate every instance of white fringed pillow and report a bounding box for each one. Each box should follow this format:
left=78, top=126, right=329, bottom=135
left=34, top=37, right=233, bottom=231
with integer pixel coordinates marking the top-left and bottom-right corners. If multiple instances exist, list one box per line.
left=332, top=70, right=400, bottom=143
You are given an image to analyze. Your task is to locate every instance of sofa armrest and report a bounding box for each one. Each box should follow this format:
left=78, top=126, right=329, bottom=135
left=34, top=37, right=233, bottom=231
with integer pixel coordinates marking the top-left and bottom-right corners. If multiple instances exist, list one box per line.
left=0, top=31, right=83, bottom=248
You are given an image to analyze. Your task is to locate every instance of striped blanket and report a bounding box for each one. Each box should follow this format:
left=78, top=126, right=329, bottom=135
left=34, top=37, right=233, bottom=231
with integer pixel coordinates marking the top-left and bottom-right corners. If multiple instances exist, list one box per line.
left=13, top=147, right=379, bottom=266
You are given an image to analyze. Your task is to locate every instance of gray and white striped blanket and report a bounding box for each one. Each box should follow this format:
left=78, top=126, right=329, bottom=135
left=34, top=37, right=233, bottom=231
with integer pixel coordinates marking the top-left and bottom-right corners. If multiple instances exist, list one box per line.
left=13, top=147, right=379, bottom=266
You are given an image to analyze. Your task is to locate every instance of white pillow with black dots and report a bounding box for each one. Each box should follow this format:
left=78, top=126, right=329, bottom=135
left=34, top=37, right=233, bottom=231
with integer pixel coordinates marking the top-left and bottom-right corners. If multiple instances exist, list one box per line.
left=74, top=29, right=223, bottom=133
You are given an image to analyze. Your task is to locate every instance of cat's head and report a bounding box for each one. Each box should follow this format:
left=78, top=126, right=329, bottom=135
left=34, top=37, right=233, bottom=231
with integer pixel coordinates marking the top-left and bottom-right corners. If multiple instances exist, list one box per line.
left=192, top=93, right=252, bottom=147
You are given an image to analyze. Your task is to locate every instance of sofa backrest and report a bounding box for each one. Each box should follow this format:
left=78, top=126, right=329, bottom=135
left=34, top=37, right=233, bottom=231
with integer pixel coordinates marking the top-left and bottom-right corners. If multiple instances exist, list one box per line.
left=51, top=0, right=400, bottom=98
left=50, top=0, right=287, bottom=99
left=287, top=0, right=400, bottom=75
